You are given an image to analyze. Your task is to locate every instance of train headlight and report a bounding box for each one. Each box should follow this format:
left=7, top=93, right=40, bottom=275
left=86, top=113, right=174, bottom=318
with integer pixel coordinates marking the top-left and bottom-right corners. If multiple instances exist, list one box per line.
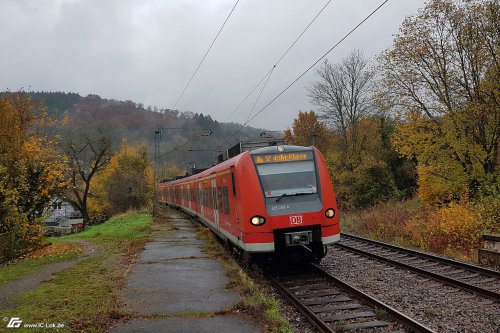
left=250, top=216, right=266, bottom=226
left=325, top=208, right=335, bottom=218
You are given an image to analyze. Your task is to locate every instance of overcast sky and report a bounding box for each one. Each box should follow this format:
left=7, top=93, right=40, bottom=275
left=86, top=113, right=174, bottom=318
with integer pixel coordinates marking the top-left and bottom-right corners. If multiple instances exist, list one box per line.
left=0, top=0, right=427, bottom=131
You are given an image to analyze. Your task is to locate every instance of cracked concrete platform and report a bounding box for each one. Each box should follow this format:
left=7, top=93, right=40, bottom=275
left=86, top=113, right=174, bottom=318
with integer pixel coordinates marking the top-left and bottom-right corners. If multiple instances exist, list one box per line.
left=110, top=209, right=261, bottom=332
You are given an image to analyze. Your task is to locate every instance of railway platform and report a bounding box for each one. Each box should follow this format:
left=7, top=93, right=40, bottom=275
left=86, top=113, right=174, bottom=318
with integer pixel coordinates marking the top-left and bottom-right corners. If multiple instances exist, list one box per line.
left=109, top=209, right=261, bottom=332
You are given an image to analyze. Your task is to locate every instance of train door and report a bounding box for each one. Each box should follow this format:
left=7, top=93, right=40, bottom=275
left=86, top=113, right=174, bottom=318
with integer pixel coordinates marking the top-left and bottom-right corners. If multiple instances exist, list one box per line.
left=211, top=179, right=219, bottom=231
left=187, top=185, right=192, bottom=210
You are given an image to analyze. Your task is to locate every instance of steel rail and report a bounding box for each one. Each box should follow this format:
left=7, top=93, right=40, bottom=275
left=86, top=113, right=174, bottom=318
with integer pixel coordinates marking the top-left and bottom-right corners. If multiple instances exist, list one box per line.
left=337, top=234, right=500, bottom=301
left=311, top=264, right=437, bottom=333
left=266, top=265, right=436, bottom=333
left=266, top=272, right=335, bottom=333
left=341, top=232, right=500, bottom=277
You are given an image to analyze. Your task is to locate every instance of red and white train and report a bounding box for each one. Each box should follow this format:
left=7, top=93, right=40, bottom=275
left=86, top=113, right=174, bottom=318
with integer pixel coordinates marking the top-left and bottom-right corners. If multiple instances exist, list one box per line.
left=158, top=145, right=341, bottom=262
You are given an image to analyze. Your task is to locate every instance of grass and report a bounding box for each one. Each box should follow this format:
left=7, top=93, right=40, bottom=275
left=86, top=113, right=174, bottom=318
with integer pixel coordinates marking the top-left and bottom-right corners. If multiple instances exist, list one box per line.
left=2, top=255, right=121, bottom=331
left=1, top=211, right=154, bottom=332
left=66, top=212, right=152, bottom=243
left=197, top=228, right=292, bottom=333
left=0, top=247, right=81, bottom=288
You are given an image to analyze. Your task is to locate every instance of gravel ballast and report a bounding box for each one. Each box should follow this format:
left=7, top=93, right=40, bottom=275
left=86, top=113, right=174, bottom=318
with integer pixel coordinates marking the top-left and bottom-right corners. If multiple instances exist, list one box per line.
left=320, top=247, right=500, bottom=333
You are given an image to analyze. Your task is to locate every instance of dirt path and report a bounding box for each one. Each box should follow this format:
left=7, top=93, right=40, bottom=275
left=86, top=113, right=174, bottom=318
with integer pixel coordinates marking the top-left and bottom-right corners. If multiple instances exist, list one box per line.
left=0, top=239, right=100, bottom=310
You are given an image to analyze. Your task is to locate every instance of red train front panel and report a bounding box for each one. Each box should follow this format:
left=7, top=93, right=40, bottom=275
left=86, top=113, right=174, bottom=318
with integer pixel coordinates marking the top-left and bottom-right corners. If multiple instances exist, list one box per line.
left=232, top=146, right=340, bottom=259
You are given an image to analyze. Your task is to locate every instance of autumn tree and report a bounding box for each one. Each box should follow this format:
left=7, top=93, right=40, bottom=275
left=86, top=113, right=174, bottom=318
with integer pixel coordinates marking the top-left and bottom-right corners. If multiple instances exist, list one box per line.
left=378, top=0, right=499, bottom=203
left=161, top=163, right=186, bottom=180
left=63, top=127, right=113, bottom=226
left=89, top=143, right=154, bottom=216
left=0, top=91, right=68, bottom=253
left=284, top=111, right=330, bottom=152
left=305, top=51, right=416, bottom=208
left=308, top=50, right=376, bottom=170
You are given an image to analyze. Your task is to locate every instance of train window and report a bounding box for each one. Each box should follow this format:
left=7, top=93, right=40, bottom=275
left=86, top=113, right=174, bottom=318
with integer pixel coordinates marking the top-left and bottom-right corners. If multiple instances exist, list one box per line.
left=255, top=160, right=317, bottom=198
left=223, top=187, right=229, bottom=215
left=213, top=187, right=217, bottom=210
left=208, top=188, right=212, bottom=208
left=231, top=172, right=236, bottom=197
left=217, top=187, right=224, bottom=213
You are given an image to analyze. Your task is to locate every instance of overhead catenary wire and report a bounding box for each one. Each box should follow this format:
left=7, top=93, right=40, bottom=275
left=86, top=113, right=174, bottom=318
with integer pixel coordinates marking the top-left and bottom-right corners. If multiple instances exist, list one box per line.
left=245, top=65, right=275, bottom=122
left=172, top=0, right=240, bottom=110
left=222, top=67, right=274, bottom=122
left=219, top=0, right=390, bottom=147
left=223, top=0, right=334, bottom=124
left=157, top=130, right=213, bottom=159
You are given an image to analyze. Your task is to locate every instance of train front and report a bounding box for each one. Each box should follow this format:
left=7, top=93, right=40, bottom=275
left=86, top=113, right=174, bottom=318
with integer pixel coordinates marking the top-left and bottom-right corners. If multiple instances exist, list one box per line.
left=241, top=145, right=341, bottom=262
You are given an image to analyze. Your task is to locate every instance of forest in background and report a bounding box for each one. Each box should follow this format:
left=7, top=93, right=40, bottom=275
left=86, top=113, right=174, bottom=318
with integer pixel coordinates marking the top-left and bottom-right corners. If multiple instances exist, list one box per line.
left=26, top=91, right=264, bottom=173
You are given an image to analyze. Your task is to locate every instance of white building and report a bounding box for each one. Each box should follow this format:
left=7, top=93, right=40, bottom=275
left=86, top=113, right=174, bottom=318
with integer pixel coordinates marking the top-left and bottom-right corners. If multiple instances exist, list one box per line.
left=43, top=198, right=83, bottom=234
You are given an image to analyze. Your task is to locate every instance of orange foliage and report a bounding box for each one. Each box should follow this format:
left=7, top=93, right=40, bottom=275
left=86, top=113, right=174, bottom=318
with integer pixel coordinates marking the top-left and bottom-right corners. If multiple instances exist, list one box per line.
left=284, top=111, right=330, bottom=153
left=26, top=242, right=84, bottom=260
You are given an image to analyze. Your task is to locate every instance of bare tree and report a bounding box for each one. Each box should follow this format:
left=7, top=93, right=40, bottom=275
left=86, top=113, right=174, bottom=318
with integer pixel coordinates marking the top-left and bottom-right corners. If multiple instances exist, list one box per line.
left=308, top=50, right=376, bottom=169
left=63, top=127, right=112, bottom=226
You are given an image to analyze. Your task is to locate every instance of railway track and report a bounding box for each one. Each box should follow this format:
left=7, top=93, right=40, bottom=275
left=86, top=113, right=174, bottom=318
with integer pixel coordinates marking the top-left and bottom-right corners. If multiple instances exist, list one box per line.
left=266, top=264, right=435, bottom=333
left=337, top=233, right=500, bottom=301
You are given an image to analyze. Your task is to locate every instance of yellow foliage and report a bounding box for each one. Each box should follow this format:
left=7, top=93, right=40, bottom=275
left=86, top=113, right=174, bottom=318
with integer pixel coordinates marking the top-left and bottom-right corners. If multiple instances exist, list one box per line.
left=405, top=203, right=485, bottom=259
left=0, top=91, right=68, bottom=251
left=89, top=142, right=154, bottom=216
left=160, top=163, right=185, bottom=180
left=344, top=199, right=498, bottom=261
left=381, top=0, right=499, bottom=204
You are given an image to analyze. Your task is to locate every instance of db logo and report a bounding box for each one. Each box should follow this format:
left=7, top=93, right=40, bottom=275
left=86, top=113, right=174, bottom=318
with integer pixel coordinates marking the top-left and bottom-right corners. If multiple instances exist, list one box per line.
left=289, top=215, right=303, bottom=225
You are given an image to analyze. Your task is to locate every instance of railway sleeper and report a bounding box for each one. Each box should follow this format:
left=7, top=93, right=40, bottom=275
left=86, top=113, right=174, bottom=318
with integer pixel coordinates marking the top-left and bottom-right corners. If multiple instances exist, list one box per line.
left=302, top=296, right=352, bottom=306
left=321, top=310, right=376, bottom=322
left=312, top=303, right=363, bottom=313
left=338, top=320, right=392, bottom=330
left=442, top=269, right=467, bottom=276
left=294, top=290, right=341, bottom=298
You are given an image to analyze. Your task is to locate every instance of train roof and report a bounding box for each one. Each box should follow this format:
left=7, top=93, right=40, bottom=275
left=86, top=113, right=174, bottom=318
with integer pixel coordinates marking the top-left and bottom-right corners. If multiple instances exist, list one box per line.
left=161, top=145, right=315, bottom=186
left=162, top=150, right=249, bottom=185
left=250, top=145, right=314, bottom=154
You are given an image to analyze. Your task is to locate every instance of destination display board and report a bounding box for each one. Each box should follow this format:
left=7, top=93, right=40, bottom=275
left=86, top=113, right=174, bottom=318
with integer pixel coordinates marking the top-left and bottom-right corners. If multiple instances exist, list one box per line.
left=253, top=151, right=313, bottom=164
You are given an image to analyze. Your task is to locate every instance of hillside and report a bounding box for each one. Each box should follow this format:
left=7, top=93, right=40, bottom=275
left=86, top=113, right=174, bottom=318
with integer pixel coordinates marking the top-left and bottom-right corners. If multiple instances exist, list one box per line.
left=27, top=91, right=267, bottom=170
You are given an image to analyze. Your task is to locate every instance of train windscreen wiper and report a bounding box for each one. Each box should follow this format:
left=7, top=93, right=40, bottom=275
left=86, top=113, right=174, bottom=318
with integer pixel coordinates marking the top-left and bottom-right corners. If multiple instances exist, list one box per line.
left=275, top=191, right=314, bottom=202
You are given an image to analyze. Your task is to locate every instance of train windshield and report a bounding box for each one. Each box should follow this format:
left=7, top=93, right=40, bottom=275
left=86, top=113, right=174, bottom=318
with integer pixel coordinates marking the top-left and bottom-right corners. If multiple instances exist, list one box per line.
left=255, top=160, right=317, bottom=198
